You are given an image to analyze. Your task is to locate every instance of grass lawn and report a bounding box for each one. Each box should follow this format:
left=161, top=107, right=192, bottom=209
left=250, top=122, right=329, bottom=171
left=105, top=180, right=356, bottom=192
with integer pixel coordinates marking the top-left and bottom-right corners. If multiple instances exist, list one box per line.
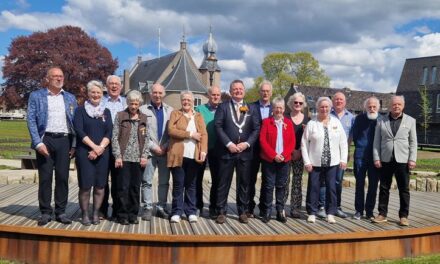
left=0, top=120, right=30, bottom=159
left=366, top=253, right=440, bottom=263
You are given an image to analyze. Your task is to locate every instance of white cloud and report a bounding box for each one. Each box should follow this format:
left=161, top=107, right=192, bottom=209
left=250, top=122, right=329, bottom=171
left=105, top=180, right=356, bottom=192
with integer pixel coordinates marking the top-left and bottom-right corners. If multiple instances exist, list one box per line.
left=218, top=60, right=246, bottom=72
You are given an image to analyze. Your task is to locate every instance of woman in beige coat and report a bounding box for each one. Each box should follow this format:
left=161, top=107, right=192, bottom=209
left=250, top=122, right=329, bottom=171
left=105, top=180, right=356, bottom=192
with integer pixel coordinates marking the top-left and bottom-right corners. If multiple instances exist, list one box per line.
left=167, top=91, right=208, bottom=223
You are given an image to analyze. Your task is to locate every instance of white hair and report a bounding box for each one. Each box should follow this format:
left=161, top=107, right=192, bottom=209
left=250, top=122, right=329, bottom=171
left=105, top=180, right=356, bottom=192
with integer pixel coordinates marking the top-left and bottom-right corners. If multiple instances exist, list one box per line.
left=86, top=80, right=104, bottom=93
left=316, top=96, right=333, bottom=109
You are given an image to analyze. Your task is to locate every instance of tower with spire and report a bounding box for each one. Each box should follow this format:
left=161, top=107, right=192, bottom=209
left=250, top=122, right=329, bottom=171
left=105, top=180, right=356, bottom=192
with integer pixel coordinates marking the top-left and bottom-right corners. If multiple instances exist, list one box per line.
left=199, top=26, right=221, bottom=87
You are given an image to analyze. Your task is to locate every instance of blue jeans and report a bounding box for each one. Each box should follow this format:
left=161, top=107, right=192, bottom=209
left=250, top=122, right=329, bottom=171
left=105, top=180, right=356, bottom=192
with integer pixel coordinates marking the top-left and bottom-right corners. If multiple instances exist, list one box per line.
left=259, top=161, right=289, bottom=215
left=307, top=166, right=338, bottom=215
left=141, top=155, right=170, bottom=210
left=319, top=167, right=344, bottom=208
left=354, top=158, right=379, bottom=216
left=170, top=158, right=200, bottom=216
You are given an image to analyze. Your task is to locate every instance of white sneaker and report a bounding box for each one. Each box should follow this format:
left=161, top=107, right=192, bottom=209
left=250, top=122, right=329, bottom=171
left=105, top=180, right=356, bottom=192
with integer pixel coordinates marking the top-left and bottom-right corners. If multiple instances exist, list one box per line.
left=327, top=214, right=336, bottom=224
left=307, top=215, right=316, bottom=223
left=170, top=215, right=181, bottom=223
left=188, top=215, right=198, bottom=223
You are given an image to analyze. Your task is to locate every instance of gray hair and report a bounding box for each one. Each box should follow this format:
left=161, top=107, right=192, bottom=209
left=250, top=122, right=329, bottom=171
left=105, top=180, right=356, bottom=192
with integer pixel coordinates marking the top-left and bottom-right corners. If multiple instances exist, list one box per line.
left=208, top=85, right=221, bottom=95
left=259, top=80, right=273, bottom=91
left=180, top=90, right=194, bottom=101
left=271, top=95, right=285, bottom=108
left=391, top=95, right=405, bottom=105
left=126, top=90, right=144, bottom=104
left=316, top=96, right=333, bottom=109
left=150, top=83, right=166, bottom=96
left=106, top=75, right=121, bottom=85
left=86, top=80, right=104, bottom=93
left=287, top=92, right=307, bottom=111
left=363, top=96, right=380, bottom=111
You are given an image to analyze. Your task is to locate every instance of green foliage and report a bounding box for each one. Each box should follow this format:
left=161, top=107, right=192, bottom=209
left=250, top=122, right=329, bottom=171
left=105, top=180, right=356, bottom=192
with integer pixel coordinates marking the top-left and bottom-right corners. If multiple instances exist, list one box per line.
left=0, top=121, right=30, bottom=158
left=418, top=85, right=432, bottom=144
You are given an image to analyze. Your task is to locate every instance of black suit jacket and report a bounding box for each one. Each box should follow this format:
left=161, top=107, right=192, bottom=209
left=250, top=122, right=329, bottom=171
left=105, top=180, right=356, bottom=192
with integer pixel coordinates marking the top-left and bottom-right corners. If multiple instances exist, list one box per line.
left=214, top=100, right=260, bottom=160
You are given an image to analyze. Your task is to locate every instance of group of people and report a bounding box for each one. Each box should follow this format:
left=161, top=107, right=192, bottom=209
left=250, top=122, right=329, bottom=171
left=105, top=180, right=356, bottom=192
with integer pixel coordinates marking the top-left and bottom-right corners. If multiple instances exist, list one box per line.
left=27, top=66, right=417, bottom=228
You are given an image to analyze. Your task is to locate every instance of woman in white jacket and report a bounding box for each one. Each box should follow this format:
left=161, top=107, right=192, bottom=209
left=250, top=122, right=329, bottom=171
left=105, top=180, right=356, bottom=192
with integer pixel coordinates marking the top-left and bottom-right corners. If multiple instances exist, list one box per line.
left=302, top=97, right=348, bottom=224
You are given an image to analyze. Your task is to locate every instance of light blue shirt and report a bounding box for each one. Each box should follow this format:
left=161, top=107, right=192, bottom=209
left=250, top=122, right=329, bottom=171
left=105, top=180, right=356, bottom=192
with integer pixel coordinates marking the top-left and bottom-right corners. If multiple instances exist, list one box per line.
left=275, top=119, right=284, bottom=155
left=331, top=108, right=354, bottom=140
left=259, top=101, right=271, bottom=120
left=103, top=95, right=127, bottom=122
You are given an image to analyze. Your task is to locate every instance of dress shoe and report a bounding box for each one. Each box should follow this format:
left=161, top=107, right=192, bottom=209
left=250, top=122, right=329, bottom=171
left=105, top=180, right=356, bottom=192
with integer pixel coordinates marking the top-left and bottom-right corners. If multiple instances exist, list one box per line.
left=156, top=209, right=169, bottom=219
left=209, top=209, right=218, bottom=220
left=239, top=214, right=249, bottom=224
left=246, top=211, right=254, bottom=218
left=352, top=212, right=362, bottom=220
left=399, top=217, right=409, bottom=226
left=216, top=214, right=226, bottom=224
left=336, top=208, right=347, bottom=218
left=141, top=208, right=153, bottom=221
left=119, top=219, right=129, bottom=225
left=91, top=219, right=100, bottom=225
left=277, top=211, right=287, bottom=223
left=56, top=214, right=72, bottom=225
left=38, top=214, right=52, bottom=226
left=290, top=210, right=301, bottom=219
left=81, top=218, right=91, bottom=226
left=129, top=218, right=139, bottom=225
left=261, top=215, right=270, bottom=223
left=372, top=215, right=387, bottom=223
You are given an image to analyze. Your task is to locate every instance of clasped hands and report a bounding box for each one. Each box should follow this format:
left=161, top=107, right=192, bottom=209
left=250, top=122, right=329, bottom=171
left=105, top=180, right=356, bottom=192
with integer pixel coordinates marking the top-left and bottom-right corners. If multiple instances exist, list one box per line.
left=227, top=142, right=248, bottom=153
left=88, top=144, right=105, bottom=160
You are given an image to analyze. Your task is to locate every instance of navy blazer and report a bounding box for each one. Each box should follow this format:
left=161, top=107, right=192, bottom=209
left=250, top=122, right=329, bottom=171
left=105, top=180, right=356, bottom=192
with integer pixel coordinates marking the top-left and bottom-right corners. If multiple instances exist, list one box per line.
left=214, top=100, right=260, bottom=160
left=251, top=100, right=272, bottom=156
left=352, top=113, right=377, bottom=160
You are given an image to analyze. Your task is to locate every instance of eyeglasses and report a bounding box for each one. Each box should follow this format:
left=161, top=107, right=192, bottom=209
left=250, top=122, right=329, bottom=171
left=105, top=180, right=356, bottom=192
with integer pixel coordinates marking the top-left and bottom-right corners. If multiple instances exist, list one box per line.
left=294, top=101, right=304, bottom=105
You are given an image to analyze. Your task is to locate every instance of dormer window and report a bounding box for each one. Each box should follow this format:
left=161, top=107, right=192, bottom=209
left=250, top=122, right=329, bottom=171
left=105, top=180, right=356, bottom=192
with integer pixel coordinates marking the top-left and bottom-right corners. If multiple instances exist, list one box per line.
left=421, top=67, right=428, bottom=85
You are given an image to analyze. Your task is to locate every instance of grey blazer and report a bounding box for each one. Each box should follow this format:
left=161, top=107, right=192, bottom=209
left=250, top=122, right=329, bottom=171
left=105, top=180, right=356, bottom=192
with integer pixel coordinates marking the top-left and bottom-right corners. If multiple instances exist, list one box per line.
left=373, top=113, right=417, bottom=163
left=140, top=103, right=174, bottom=153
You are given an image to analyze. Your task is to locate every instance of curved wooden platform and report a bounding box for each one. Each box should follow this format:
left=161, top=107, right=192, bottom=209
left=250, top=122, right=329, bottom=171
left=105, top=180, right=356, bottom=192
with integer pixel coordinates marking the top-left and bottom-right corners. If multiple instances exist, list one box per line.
left=0, top=183, right=439, bottom=263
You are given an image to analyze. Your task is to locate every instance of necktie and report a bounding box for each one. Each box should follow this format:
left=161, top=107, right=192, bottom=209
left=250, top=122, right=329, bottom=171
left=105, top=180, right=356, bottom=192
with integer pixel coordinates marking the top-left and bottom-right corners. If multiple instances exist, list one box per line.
left=236, top=103, right=241, bottom=119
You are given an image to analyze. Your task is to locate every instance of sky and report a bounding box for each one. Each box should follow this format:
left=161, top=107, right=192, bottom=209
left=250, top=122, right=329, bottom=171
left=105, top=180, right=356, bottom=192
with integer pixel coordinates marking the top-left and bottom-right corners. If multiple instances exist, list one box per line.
left=1, top=0, right=440, bottom=93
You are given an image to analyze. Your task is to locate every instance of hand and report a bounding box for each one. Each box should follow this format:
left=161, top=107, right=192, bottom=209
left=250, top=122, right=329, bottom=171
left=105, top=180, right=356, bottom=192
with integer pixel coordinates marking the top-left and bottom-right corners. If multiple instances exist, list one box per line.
left=291, top=150, right=302, bottom=161
left=191, top=132, right=201, bottom=142
left=140, top=158, right=148, bottom=168
left=304, top=164, right=313, bottom=173
left=93, top=144, right=104, bottom=156
left=227, top=143, right=240, bottom=153
left=408, top=161, right=416, bottom=170
left=374, top=160, right=382, bottom=168
left=152, top=146, right=163, bottom=155
left=236, top=142, right=248, bottom=152
left=88, top=151, right=97, bottom=160
left=69, top=148, right=76, bottom=159
left=115, top=158, right=123, bottom=168
left=339, top=162, right=347, bottom=170
left=200, top=152, right=207, bottom=162
left=274, top=154, right=284, bottom=163
left=37, top=144, right=50, bottom=157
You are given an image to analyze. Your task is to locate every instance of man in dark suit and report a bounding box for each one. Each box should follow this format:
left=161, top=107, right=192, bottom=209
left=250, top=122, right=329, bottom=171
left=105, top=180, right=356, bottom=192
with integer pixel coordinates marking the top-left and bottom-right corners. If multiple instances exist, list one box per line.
left=214, top=80, right=260, bottom=224
left=249, top=80, right=272, bottom=217
left=372, top=95, right=417, bottom=226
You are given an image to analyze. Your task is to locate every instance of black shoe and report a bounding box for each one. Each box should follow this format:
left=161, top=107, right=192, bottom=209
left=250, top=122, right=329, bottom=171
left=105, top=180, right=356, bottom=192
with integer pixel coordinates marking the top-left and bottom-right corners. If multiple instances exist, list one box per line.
left=209, top=209, right=218, bottom=220
left=38, top=214, right=52, bottom=226
left=261, top=215, right=271, bottom=223
left=290, top=210, right=301, bottom=219
left=156, top=209, right=169, bottom=219
left=277, top=211, right=287, bottom=223
left=56, top=214, right=72, bottom=225
left=129, top=218, right=139, bottom=224
left=91, top=219, right=100, bottom=225
left=239, top=214, right=249, bottom=224
left=119, top=219, right=129, bottom=225
left=141, top=208, right=153, bottom=221
left=216, top=214, right=226, bottom=224
left=81, top=218, right=92, bottom=226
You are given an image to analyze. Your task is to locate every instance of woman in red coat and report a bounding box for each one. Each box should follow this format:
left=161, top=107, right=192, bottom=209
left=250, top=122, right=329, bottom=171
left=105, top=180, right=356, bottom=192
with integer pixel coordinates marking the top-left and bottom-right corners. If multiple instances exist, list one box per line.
left=258, top=96, right=295, bottom=223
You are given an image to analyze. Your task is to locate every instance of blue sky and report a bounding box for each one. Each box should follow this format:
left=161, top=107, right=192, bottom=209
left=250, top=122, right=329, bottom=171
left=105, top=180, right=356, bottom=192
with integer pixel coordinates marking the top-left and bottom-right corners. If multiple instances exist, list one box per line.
left=1, top=0, right=440, bottom=93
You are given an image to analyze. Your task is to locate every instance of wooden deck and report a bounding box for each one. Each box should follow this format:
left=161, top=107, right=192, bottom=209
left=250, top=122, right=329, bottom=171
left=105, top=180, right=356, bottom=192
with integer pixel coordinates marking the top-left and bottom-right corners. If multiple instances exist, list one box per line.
left=0, top=179, right=439, bottom=263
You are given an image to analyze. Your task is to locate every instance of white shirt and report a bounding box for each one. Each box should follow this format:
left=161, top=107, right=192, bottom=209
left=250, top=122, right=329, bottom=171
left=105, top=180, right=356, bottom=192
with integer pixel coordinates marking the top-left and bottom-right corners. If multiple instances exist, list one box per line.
left=183, top=115, right=197, bottom=159
left=46, top=89, right=69, bottom=133
left=301, top=116, right=348, bottom=167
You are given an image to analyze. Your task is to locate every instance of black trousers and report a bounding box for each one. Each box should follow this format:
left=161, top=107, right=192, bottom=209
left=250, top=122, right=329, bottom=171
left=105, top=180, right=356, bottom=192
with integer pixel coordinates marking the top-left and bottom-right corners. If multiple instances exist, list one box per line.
left=378, top=160, right=410, bottom=218
left=116, top=161, right=143, bottom=221
left=248, top=156, right=261, bottom=213
left=259, top=161, right=289, bottom=215
left=101, top=154, right=118, bottom=217
left=216, top=158, right=251, bottom=216
left=195, top=151, right=220, bottom=211
left=36, top=134, right=71, bottom=216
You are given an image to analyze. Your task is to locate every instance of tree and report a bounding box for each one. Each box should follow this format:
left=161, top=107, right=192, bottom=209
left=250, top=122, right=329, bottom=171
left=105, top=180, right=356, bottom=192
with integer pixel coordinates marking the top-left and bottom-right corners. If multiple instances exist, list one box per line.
left=245, top=51, right=330, bottom=102
left=419, top=85, right=432, bottom=143
left=2, top=25, right=118, bottom=108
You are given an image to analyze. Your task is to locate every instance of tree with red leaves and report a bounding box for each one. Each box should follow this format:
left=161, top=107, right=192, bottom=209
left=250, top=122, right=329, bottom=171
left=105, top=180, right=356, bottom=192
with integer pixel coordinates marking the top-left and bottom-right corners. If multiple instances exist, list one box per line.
left=2, top=25, right=118, bottom=108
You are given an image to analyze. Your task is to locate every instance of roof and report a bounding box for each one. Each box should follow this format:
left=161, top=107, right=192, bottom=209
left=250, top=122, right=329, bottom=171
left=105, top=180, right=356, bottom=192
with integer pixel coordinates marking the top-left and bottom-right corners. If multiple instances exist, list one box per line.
left=284, top=85, right=394, bottom=113
left=396, top=55, right=440, bottom=94
left=128, top=42, right=207, bottom=94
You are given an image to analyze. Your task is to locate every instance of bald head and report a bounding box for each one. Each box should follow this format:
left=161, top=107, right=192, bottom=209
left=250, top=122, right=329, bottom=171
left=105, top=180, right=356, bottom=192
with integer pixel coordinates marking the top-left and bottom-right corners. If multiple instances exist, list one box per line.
left=150, top=84, right=165, bottom=106
left=208, top=85, right=221, bottom=106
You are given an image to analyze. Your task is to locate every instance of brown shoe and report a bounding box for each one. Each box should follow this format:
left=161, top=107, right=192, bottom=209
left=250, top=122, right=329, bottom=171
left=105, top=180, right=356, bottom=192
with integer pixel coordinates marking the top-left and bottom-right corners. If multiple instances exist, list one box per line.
left=246, top=212, right=254, bottom=218
left=216, top=214, right=226, bottom=224
left=372, top=215, right=387, bottom=223
left=399, top=217, right=409, bottom=226
left=239, top=214, right=249, bottom=224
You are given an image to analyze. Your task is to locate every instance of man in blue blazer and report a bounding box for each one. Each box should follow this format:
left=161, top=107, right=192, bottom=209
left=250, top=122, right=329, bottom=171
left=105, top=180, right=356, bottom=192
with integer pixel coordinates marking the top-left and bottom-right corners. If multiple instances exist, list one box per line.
left=372, top=95, right=417, bottom=226
left=27, top=67, right=78, bottom=226
left=214, top=80, right=260, bottom=224
left=249, top=80, right=272, bottom=217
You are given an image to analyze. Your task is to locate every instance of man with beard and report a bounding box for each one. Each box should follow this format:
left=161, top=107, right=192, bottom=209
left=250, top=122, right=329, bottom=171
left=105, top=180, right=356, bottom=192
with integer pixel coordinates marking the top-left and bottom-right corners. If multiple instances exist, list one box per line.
left=352, top=97, right=381, bottom=220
